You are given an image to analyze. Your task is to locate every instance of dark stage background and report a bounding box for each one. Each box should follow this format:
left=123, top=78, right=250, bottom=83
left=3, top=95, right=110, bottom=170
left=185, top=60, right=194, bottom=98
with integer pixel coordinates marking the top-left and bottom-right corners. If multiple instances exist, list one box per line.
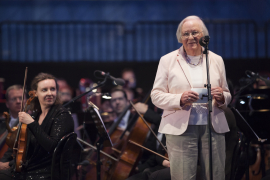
left=1, top=58, right=269, bottom=94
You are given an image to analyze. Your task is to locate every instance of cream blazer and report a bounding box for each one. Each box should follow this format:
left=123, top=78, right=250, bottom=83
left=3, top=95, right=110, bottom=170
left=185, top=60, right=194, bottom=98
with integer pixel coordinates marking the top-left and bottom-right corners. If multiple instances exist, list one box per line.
left=151, top=46, right=231, bottom=135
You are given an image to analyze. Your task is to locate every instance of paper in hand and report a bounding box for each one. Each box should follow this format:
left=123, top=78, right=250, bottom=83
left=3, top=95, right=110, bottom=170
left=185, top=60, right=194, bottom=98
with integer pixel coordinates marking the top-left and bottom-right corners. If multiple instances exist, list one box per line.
left=191, top=88, right=208, bottom=103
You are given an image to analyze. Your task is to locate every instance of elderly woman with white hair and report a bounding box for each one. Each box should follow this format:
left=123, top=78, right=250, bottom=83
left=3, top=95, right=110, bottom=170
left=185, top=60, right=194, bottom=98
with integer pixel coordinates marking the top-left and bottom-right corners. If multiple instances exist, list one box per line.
left=151, top=15, right=231, bottom=180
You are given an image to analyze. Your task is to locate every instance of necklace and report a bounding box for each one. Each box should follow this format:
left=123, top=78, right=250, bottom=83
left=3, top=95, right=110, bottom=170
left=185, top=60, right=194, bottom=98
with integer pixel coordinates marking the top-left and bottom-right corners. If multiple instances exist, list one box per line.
left=184, top=50, right=203, bottom=66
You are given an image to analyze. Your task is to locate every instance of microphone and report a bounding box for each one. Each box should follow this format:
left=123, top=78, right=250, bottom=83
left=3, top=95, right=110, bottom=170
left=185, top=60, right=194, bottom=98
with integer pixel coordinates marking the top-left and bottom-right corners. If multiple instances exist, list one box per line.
left=245, top=70, right=259, bottom=78
left=199, top=35, right=210, bottom=47
left=245, top=70, right=270, bottom=86
left=94, top=70, right=126, bottom=86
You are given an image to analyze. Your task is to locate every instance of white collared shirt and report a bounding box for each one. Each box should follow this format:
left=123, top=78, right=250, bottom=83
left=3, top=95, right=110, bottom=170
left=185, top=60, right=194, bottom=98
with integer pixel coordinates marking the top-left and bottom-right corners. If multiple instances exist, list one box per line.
left=9, top=115, right=18, bottom=128
left=114, top=110, right=131, bottom=129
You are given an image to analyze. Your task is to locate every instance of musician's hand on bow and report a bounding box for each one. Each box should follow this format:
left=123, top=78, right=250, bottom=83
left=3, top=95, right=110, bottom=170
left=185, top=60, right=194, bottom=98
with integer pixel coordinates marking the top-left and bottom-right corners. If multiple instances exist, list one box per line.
left=77, top=165, right=82, bottom=170
left=180, top=90, right=199, bottom=106
left=132, top=102, right=148, bottom=114
left=162, top=160, right=170, bottom=167
left=19, top=112, right=34, bottom=124
left=211, top=87, right=225, bottom=104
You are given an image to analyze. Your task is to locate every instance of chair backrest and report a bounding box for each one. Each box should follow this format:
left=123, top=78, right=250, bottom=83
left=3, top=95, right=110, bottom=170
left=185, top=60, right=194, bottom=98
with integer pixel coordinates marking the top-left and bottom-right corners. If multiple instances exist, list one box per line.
left=51, top=132, right=77, bottom=180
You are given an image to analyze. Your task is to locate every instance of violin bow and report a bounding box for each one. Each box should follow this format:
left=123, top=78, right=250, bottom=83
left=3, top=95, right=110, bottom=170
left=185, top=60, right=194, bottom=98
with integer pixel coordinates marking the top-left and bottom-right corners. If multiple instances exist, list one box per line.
left=13, top=67, right=28, bottom=150
left=130, top=101, right=168, bottom=154
left=20, top=67, right=28, bottom=112
left=77, top=137, right=118, bottom=162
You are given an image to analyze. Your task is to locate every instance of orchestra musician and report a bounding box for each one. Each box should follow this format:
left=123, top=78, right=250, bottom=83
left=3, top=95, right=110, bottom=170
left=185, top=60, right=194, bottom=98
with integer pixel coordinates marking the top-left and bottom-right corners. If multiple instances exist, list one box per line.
left=0, top=73, right=74, bottom=180
left=151, top=15, right=231, bottom=180
left=126, top=134, right=171, bottom=180
left=110, top=88, right=132, bottom=129
left=110, top=88, right=164, bottom=167
left=121, top=68, right=139, bottom=101
left=0, top=85, right=25, bottom=170
left=110, top=88, right=161, bottom=133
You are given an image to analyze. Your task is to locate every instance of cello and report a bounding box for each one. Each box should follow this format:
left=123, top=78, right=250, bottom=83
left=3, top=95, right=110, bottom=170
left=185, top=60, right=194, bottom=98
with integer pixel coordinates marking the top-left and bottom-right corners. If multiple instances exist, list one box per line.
left=84, top=90, right=149, bottom=180
left=0, top=113, right=10, bottom=159
left=83, top=101, right=131, bottom=180
left=109, top=92, right=167, bottom=180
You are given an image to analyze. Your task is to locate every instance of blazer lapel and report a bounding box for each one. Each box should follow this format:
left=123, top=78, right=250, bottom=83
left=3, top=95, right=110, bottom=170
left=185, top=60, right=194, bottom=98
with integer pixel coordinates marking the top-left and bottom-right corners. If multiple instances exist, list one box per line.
left=177, top=47, right=193, bottom=88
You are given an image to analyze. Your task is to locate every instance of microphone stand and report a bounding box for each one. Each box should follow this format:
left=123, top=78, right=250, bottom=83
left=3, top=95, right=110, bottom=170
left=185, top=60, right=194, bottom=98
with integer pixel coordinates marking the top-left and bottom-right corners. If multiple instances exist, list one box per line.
left=63, top=73, right=109, bottom=108
left=202, top=37, right=213, bottom=180
left=62, top=73, right=108, bottom=180
left=246, top=71, right=270, bottom=87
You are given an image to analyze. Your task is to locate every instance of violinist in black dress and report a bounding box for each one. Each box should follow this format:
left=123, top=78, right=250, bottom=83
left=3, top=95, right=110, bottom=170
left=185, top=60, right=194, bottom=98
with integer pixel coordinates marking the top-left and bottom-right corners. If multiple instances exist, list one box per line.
left=0, top=73, right=74, bottom=180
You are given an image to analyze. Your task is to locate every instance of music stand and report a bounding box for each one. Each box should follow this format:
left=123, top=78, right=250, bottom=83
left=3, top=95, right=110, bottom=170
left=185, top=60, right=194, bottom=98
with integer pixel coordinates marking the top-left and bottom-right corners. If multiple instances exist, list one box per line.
left=76, top=111, right=98, bottom=144
left=231, top=107, right=267, bottom=179
left=87, top=106, right=113, bottom=180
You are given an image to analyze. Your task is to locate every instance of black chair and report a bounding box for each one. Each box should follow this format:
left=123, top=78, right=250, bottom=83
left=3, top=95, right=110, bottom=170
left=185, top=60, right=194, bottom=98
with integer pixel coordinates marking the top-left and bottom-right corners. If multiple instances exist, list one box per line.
left=51, top=132, right=77, bottom=180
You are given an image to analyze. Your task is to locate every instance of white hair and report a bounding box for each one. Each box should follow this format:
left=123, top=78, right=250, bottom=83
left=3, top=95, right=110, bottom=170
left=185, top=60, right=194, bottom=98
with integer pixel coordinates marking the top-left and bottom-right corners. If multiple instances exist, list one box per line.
left=176, top=15, right=209, bottom=43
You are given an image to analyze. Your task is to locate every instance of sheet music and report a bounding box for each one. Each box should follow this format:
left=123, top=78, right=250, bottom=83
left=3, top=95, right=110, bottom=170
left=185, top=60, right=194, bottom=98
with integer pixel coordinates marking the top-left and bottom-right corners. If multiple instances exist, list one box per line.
left=93, top=107, right=113, bottom=147
left=93, top=107, right=103, bottom=124
left=191, top=88, right=208, bottom=103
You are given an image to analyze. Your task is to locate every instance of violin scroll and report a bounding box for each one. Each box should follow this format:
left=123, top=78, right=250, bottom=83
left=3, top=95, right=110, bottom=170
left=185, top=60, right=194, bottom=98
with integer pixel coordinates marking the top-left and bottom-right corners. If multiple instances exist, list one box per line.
left=3, top=112, right=12, bottom=133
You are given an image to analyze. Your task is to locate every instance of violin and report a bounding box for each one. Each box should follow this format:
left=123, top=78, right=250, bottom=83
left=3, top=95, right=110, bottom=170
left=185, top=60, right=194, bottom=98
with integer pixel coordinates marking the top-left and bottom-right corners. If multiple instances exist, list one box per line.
left=14, top=90, right=34, bottom=172
left=4, top=67, right=34, bottom=172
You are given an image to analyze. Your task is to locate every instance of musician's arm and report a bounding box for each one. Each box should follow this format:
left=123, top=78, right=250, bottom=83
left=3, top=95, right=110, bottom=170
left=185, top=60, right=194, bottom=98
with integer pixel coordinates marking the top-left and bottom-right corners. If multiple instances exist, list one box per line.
left=28, top=111, right=74, bottom=153
left=137, top=154, right=156, bottom=172
left=143, top=108, right=162, bottom=126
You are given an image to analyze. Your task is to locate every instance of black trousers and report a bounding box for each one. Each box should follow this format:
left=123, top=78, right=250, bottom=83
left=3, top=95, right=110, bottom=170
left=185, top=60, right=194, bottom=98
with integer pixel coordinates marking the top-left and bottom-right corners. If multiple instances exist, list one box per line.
left=126, top=165, right=167, bottom=180
left=149, top=167, right=171, bottom=180
left=0, top=168, right=14, bottom=180
left=261, top=169, right=270, bottom=180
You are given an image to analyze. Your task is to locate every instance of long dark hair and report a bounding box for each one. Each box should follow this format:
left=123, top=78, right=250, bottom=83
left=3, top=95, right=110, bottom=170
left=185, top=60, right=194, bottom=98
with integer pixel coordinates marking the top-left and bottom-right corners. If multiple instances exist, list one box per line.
left=29, top=73, right=61, bottom=112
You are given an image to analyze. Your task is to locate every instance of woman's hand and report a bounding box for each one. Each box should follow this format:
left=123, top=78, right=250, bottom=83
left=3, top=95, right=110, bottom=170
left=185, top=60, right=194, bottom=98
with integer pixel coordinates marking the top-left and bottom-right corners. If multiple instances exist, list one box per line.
left=0, top=162, right=10, bottom=170
left=180, top=90, right=199, bottom=106
left=211, top=87, right=225, bottom=104
left=162, top=160, right=170, bottom=167
left=19, top=112, right=35, bottom=124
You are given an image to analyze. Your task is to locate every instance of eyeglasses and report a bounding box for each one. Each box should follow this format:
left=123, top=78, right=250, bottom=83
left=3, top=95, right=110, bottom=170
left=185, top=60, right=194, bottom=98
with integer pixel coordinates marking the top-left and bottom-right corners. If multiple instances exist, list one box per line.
left=61, top=92, right=71, bottom=96
left=9, top=97, right=22, bottom=102
left=181, top=31, right=203, bottom=39
left=111, top=97, right=125, bottom=103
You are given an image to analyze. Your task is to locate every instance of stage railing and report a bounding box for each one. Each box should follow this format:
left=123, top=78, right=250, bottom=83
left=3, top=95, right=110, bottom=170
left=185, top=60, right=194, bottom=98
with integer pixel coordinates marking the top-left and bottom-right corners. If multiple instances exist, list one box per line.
left=0, top=21, right=125, bottom=62
left=265, top=20, right=270, bottom=58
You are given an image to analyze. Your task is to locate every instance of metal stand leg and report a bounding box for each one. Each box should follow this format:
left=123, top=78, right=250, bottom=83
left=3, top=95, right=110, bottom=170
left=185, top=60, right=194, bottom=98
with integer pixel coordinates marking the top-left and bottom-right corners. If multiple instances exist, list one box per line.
left=96, top=138, right=103, bottom=180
